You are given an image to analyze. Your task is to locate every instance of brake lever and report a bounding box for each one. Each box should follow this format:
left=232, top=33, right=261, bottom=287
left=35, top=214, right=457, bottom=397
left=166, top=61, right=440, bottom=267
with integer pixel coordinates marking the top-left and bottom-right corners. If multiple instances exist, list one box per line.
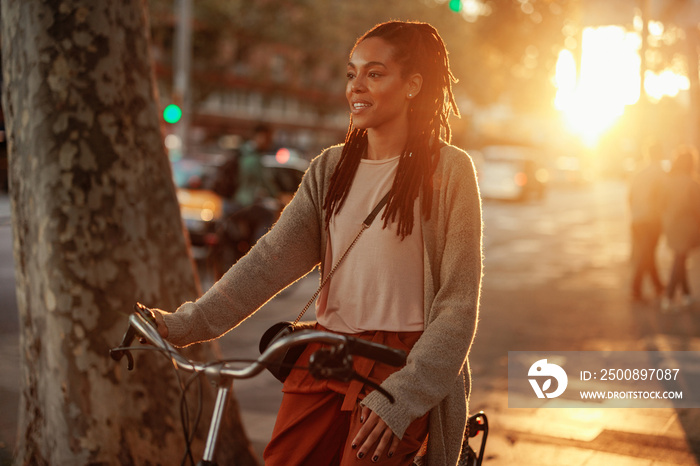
left=109, top=303, right=158, bottom=371
left=110, top=325, right=136, bottom=370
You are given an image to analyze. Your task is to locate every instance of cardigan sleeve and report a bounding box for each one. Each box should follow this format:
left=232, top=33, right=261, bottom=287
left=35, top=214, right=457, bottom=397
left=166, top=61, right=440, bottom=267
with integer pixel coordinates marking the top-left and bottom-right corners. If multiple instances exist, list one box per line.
left=163, top=148, right=334, bottom=347
left=361, top=147, right=483, bottom=438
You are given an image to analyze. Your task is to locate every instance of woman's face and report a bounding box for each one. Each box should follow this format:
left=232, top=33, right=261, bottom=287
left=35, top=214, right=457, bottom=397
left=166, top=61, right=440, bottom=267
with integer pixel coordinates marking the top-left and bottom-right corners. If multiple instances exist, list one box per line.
left=346, top=37, right=419, bottom=134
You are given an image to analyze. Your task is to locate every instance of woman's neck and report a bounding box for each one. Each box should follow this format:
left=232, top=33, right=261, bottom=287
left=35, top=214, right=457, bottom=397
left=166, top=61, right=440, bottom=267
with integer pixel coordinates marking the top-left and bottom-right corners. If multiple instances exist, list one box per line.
left=365, top=126, right=408, bottom=160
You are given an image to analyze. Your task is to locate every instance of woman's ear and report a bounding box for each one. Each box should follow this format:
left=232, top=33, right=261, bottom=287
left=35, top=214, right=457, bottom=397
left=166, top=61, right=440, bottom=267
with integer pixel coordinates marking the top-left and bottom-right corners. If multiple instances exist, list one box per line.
left=407, top=73, right=423, bottom=99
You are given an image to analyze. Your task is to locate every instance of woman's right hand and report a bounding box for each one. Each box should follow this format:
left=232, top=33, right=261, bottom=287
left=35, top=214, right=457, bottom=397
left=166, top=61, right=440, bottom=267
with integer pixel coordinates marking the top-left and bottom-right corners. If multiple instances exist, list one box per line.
left=151, top=309, right=170, bottom=339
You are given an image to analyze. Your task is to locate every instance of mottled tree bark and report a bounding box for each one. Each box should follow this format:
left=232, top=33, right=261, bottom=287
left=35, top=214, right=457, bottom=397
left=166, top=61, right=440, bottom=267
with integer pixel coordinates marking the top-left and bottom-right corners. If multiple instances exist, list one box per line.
left=0, top=0, right=258, bottom=464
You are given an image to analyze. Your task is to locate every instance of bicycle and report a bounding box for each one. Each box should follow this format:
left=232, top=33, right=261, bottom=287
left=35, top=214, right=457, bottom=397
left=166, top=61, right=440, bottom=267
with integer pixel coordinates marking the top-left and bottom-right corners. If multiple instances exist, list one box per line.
left=110, top=304, right=487, bottom=466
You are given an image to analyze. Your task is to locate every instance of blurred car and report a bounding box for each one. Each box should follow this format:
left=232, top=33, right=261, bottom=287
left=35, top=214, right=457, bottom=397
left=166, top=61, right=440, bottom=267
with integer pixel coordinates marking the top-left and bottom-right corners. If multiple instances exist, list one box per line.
left=474, top=145, right=549, bottom=202
left=172, top=148, right=308, bottom=261
left=172, top=153, right=224, bottom=257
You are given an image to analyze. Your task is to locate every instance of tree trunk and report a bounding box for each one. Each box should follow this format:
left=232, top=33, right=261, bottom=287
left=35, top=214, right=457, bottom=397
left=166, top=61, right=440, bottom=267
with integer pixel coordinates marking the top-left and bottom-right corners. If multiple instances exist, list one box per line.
left=0, top=1, right=258, bottom=464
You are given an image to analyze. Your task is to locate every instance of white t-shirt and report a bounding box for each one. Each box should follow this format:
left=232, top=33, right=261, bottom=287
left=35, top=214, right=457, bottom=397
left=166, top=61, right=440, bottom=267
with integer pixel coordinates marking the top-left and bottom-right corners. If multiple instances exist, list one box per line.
left=316, top=156, right=424, bottom=333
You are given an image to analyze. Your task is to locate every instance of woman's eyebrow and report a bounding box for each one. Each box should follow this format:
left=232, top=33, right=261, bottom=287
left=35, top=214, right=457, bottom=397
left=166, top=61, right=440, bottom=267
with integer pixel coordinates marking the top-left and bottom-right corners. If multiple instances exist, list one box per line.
left=347, top=61, right=388, bottom=69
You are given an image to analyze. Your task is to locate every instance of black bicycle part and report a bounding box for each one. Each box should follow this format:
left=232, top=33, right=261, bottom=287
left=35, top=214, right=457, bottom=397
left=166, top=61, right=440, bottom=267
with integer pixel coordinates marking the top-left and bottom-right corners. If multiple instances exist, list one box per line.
left=464, top=411, right=488, bottom=466
left=109, top=303, right=158, bottom=371
left=109, top=324, right=136, bottom=370
left=308, top=344, right=354, bottom=381
left=344, top=336, right=406, bottom=367
left=307, top=344, right=397, bottom=403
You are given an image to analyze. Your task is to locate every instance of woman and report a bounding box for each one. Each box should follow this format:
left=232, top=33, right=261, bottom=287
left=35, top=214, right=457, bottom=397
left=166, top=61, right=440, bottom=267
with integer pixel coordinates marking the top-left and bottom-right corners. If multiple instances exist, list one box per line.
left=660, top=145, right=700, bottom=312
left=155, top=21, right=482, bottom=465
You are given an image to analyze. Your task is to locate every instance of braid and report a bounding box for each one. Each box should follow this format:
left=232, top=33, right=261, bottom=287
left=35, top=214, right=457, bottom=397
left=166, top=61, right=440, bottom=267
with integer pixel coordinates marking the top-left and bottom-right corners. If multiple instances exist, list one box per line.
left=323, top=126, right=367, bottom=227
left=324, top=21, right=459, bottom=239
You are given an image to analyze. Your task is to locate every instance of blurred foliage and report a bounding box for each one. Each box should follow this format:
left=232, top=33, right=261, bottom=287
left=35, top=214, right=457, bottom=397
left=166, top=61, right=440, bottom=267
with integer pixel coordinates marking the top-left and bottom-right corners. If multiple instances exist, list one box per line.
left=147, top=0, right=575, bottom=114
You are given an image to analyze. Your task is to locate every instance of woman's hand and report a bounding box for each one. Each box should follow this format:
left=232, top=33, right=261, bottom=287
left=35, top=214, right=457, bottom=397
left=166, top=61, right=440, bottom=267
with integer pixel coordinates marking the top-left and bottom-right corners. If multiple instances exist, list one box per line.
left=352, top=405, right=400, bottom=461
left=151, top=309, right=169, bottom=339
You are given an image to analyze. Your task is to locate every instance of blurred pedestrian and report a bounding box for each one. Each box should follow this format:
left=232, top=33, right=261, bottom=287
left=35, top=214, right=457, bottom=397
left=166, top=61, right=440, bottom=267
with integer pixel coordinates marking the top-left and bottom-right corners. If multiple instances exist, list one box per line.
left=153, top=20, right=482, bottom=465
left=212, top=135, right=242, bottom=200
left=628, top=143, right=666, bottom=302
left=231, top=124, right=279, bottom=241
left=216, top=124, right=279, bottom=250
left=660, top=145, right=700, bottom=312
left=234, top=123, right=279, bottom=210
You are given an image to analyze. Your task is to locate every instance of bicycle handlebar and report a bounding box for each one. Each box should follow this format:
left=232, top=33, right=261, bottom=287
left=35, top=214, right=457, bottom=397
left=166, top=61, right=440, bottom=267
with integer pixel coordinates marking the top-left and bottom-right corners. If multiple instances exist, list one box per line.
left=344, top=338, right=406, bottom=367
left=110, top=304, right=407, bottom=382
left=111, top=305, right=486, bottom=464
left=110, top=304, right=411, bottom=463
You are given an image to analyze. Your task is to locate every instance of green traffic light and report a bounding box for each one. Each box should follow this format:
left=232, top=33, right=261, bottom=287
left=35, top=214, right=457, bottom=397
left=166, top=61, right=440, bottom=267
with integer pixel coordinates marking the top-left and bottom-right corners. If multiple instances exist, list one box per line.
left=449, top=0, right=461, bottom=12
left=163, top=104, right=182, bottom=124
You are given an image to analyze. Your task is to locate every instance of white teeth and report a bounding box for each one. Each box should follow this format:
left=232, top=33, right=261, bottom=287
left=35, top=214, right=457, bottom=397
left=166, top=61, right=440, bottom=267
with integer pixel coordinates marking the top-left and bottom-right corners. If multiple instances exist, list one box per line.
left=353, top=102, right=370, bottom=109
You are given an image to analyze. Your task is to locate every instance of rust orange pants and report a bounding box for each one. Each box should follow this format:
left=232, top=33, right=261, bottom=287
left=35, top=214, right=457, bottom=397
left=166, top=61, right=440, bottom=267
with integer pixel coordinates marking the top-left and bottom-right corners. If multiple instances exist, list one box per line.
left=263, top=324, right=429, bottom=465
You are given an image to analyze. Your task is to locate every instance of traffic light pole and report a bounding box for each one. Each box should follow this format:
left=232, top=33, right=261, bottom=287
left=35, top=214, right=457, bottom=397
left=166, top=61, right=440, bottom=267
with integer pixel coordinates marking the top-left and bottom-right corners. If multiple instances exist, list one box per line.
left=173, top=0, right=192, bottom=155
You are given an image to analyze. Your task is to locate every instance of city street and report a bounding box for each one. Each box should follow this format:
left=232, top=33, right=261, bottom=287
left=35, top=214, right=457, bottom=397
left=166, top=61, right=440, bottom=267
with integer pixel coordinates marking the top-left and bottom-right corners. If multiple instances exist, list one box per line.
left=1, top=179, right=700, bottom=465
left=470, top=180, right=700, bottom=465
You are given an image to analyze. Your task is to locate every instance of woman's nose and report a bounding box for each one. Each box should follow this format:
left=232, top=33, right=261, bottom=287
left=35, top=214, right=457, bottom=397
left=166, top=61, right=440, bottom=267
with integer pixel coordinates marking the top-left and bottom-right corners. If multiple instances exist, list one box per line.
left=351, top=76, right=366, bottom=93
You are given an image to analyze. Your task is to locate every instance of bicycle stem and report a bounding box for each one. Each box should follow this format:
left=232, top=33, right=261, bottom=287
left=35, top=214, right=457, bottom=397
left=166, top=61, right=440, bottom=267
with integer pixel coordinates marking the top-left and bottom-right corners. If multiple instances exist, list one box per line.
left=201, top=377, right=232, bottom=464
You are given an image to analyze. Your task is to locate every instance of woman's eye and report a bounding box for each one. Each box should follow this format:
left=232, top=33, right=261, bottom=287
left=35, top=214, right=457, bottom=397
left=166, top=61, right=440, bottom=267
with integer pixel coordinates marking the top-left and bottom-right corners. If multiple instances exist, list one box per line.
left=346, top=72, right=355, bottom=80
left=368, top=72, right=382, bottom=78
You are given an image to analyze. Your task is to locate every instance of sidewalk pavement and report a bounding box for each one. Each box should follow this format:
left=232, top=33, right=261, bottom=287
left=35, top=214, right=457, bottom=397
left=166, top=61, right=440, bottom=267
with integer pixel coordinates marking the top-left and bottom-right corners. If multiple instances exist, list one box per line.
left=471, top=389, right=700, bottom=465
left=464, top=242, right=700, bottom=464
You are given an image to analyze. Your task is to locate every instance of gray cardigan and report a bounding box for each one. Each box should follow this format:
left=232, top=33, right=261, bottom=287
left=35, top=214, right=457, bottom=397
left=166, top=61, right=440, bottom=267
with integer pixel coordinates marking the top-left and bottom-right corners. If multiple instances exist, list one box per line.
left=164, top=144, right=483, bottom=465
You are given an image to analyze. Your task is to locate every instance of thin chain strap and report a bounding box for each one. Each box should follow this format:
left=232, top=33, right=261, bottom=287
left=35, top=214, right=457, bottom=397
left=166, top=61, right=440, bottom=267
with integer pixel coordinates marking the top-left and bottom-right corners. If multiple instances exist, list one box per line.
left=291, top=191, right=389, bottom=325
left=292, top=223, right=369, bottom=325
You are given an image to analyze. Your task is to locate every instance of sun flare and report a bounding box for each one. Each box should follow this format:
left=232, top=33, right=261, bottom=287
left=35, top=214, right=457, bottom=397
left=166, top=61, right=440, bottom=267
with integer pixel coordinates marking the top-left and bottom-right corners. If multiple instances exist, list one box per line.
left=554, top=25, right=690, bottom=147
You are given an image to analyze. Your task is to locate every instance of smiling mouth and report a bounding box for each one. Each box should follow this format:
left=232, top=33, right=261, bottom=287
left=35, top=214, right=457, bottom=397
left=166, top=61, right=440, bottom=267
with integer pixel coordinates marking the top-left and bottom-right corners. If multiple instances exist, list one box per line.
left=352, top=102, right=371, bottom=111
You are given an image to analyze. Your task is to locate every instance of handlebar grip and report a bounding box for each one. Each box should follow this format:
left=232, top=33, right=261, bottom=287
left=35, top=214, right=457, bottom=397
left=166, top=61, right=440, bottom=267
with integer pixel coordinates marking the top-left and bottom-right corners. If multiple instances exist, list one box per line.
left=134, top=302, right=157, bottom=326
left=345, top=337, right=407, bottom=367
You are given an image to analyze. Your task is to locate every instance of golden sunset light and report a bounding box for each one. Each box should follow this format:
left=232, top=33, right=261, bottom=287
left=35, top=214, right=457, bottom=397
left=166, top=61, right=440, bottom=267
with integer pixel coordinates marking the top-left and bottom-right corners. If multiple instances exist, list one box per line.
left=554, top=25, right=690, bottom=147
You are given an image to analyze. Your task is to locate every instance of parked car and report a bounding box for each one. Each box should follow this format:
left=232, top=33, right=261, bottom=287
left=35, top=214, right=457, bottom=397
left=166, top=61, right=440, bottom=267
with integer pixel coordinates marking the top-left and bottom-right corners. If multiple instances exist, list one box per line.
left=474, top=145, right=549, bottom=202
left=171, top=153, right=224, bottom=258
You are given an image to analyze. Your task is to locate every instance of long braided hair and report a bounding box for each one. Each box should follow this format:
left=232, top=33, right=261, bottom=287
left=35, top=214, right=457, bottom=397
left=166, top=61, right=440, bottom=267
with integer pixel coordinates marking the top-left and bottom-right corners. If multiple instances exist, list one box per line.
left=323, top=21, right=459, bottom=239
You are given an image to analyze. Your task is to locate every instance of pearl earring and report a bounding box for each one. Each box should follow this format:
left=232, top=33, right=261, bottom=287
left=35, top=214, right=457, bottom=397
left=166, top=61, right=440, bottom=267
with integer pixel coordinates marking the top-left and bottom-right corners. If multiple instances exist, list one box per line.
left=408, top=93, right=412, bottom=98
